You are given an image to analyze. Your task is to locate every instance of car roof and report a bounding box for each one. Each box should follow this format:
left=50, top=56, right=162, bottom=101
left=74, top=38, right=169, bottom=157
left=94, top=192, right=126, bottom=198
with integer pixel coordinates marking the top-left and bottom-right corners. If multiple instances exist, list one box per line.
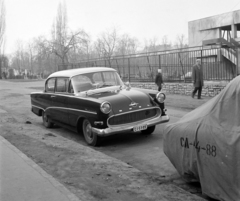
left=48, top=67, right=116, bottom=79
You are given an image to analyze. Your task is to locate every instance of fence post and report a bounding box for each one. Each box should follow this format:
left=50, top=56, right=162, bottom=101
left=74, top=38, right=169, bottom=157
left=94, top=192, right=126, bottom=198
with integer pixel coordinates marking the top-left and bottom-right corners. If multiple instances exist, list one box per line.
left=236, top=48, right=239, bottom=76
left=128, top=57, right=130, bottom=82
left=178, top=53, right=185, bottom=82
left=147, top=56, right=153, bottom=80
left=159, top=54, right=161, bottom=69
left=116, top=59, right=121, bottom=75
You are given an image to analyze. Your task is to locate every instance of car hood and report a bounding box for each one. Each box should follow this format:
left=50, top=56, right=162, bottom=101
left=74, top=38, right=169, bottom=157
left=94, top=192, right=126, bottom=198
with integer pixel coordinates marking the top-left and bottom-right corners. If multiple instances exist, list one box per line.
left=81, top=86, right=155, bottom=114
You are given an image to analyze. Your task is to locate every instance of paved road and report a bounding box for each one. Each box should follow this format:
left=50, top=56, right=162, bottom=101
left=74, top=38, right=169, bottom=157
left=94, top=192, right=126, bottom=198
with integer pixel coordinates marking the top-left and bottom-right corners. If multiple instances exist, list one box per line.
left=54, top=108, right=183, bottom=176
left=92, top=108, right=207, bottom=197
left=0, top=79, right=211, bottom=200
left=94, top=108, right=186, bottom=176
left=40, top=105, right=206, bottom=198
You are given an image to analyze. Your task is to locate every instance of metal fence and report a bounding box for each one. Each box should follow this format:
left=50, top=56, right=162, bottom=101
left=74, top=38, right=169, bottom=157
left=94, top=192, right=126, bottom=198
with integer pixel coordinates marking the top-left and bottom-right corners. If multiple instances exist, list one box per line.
left=58, top=45, right=238, bottom=82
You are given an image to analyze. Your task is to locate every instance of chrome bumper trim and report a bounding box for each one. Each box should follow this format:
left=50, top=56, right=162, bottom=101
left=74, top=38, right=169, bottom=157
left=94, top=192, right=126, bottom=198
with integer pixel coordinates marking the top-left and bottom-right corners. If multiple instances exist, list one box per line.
left=92, top=115, right=170, bottom=137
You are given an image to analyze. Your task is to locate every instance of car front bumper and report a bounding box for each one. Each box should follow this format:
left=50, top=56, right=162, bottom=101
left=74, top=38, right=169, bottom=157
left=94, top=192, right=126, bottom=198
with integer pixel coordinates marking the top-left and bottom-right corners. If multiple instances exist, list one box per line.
left=91, top=115, right=170, bottom=136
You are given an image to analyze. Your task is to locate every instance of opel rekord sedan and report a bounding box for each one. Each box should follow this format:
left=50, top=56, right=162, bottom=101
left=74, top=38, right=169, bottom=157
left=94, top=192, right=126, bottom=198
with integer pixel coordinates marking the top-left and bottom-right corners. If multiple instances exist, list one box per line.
left=31, top=67, right=169, bottom=146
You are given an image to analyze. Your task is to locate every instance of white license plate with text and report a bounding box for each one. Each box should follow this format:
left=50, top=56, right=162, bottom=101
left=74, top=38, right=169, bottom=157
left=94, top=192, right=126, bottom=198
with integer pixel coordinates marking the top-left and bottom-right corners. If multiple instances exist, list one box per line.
left=133, top=124, right=147, bottom=132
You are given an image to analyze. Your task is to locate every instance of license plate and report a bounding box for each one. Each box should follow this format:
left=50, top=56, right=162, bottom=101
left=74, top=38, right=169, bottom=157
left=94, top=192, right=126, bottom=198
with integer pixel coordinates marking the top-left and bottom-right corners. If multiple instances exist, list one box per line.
left=133, top=124, right=147, bottom=132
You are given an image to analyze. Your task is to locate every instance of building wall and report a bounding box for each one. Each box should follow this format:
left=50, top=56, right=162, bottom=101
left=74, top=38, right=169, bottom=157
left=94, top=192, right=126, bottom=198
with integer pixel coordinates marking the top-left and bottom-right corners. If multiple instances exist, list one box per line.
left=188, top=23, right=220, bottom=46
left=188, top=10, right=240, bottom=47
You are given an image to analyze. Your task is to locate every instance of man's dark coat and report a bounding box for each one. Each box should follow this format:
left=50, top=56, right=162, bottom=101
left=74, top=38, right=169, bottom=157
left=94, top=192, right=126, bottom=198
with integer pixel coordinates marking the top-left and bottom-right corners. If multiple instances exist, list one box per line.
left=192, top=64, right=204, bottom=87
left=155, top=73, right=163, bottom=87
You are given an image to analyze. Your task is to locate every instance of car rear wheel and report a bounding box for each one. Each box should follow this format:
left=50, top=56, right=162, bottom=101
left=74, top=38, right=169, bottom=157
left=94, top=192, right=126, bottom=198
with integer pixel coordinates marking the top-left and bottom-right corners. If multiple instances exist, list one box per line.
left=141, top=125, right=155, bottom=135
left=82, top=119, right=98, bottom=146
left=42, top=111, right=53, bottom=128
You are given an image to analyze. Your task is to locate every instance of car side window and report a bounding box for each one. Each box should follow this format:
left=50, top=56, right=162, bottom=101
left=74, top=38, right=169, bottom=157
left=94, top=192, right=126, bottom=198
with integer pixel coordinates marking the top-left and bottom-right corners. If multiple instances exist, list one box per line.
left=56, top=78, right=68, bottom=93
left=46, top=78, right=55, bottom=92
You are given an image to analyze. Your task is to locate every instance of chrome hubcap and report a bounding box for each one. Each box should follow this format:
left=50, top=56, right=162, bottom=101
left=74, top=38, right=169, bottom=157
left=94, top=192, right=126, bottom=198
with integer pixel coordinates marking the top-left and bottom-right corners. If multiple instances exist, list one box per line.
left=84, top=121, right=93, bottom=141
left=43, top=113, right=48, bottom=122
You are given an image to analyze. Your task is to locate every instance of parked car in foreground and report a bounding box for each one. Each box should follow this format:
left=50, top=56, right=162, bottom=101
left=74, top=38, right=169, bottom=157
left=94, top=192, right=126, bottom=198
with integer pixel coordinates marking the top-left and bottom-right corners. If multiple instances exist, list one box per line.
left=31, top=67, right=169, bottom=146
left=163, top=75, right=240, bottom=201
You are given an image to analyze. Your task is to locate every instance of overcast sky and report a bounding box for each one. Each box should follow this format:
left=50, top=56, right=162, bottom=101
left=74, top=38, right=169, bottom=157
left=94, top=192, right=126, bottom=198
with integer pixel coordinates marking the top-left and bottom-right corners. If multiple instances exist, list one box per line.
left=4, top=0, right=240, bottom=54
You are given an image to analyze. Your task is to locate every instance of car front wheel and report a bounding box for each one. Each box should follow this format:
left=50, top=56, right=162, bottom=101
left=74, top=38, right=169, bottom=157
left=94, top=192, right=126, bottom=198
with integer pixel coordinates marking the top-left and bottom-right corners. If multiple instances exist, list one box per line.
left=82, top=119, right=98, bottom=146
left=42, top=111, right=53, bottom=128
left=141, top=125, right=155, bottom=135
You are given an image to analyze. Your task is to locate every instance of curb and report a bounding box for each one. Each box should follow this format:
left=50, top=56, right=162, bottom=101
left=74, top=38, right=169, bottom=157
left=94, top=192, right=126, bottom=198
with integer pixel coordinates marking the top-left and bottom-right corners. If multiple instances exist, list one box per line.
left=0, top=135, right=82, bottom=201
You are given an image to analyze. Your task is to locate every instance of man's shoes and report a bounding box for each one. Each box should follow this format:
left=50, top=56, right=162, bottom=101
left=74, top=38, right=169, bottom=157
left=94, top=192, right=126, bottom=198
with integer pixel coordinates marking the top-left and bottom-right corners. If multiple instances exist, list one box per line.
left=198, top=97, right=202, bottom=99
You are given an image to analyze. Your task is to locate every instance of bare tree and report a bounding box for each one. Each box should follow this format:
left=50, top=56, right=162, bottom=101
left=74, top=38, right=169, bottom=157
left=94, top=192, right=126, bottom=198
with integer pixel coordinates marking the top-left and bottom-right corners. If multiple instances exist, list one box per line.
left=0, top=0, right=5, bottom=78
left=14, top=40, right=24, bottom=72
left=27, top=41, right=34, bottom=74
left=174, top=34, right=188, bottom=49
left=143, top=37, right=159, bottom=53
left=33, top=36, right=53, bottom=75
left=10, top=37, right=54, bottom=77
left=68, top=34, right=92, bottom=62
left=161, top=35, right=171, bottom=50
left=96, top=27, right=118, bottom=59
left=10, top=40, right=35, bottom=78
left=116, top=34, right=139, bottom=56
left=93, top=39, right=105, bottom=58
left=83, top=37, right=92, bottom=61
left=49, top=2, right=88, bottom=67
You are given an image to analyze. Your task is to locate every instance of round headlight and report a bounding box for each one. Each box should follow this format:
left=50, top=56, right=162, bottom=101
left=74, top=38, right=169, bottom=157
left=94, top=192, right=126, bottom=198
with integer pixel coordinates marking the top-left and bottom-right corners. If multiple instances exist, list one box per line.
left=100, top=102, right=112, bottom=114
left=156, top=92, right=166, bottom=103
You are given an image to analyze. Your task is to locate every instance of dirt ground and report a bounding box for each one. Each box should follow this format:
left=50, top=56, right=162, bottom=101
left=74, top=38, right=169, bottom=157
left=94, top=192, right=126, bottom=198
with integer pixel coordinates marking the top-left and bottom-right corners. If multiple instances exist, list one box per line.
left=0, top=79, right=211, bottom=201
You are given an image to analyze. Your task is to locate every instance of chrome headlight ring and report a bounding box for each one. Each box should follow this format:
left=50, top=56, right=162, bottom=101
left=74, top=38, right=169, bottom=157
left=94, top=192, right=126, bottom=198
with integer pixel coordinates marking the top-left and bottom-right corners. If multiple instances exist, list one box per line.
left=156, top=92, right=166, bottom=103
left=100, top=101, right=112, bottom=114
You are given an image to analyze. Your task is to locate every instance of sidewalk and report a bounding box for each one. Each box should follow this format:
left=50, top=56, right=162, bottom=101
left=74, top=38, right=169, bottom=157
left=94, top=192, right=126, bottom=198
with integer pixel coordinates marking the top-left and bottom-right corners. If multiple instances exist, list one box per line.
left=0, top=135, right=81, bottom=201
left=0, top=87, right=210, bottom=201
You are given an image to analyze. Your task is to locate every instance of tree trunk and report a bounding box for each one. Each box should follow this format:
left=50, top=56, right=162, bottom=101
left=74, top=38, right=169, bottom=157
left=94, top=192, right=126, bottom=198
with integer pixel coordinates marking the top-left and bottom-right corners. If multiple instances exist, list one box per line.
left=0, top=57, right=2, bottom=79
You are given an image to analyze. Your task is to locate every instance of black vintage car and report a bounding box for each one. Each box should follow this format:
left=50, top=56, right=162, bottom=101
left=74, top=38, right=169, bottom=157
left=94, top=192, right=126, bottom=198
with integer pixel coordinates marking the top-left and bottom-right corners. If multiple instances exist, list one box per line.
left=31, top=67, right=169, bottom=146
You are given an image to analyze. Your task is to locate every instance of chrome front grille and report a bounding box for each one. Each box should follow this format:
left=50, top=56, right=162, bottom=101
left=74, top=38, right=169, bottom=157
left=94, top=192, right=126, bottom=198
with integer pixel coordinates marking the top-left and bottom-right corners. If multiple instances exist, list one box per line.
left=108, top=108, right=160, bottom=126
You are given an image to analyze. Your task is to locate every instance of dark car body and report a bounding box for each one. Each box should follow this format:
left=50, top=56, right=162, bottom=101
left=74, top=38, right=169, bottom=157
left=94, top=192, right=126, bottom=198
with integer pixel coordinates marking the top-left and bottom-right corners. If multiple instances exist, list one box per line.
left=31, top=67, right=169, bottom=146
left=163, top=76, right=240, bottom=201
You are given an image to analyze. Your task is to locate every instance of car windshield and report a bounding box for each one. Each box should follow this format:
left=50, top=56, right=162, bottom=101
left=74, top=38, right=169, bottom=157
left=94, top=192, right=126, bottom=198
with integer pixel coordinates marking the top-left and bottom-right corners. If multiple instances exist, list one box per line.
left=71, top=71, right=124, bottom=93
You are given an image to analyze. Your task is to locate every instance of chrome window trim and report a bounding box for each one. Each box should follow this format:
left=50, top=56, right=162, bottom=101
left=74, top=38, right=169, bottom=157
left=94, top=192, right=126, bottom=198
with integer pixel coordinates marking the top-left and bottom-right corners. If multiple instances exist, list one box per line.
left=45, top=107, right=97, bottom=115
left=31, top=92, right=100, bottom=104
left=32, top=104, right=44, bottom=111
left=32, top=105, right=97, bottom=115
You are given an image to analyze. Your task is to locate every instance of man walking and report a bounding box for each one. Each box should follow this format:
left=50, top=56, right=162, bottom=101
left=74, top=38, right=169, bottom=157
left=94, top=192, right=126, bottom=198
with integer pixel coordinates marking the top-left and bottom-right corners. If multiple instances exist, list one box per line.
left=155, top=69, right=163, bottom=91
left=191, top=58, right=204, bottom=99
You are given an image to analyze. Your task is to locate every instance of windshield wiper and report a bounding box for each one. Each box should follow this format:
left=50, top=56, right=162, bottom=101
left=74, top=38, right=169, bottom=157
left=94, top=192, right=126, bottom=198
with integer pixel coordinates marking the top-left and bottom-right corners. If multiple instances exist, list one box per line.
left=97, top=83, right=114, bottom=88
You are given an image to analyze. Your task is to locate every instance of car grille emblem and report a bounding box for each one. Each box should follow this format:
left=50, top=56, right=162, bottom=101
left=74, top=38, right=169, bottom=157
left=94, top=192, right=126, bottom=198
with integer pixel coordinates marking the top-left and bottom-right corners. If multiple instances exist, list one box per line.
left=129, top=102, right=138, bottom=107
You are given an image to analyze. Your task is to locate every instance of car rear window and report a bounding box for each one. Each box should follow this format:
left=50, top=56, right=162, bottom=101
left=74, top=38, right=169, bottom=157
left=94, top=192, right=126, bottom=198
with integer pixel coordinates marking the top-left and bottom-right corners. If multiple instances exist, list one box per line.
left=46, top=78, right=55, bottom=92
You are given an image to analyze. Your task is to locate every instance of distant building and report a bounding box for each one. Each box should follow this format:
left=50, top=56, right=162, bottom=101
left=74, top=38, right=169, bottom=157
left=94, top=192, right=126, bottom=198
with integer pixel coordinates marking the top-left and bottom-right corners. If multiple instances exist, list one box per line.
left=188, top=10, right=240, bottom=74
left=188, top=10, right=240, bottom=47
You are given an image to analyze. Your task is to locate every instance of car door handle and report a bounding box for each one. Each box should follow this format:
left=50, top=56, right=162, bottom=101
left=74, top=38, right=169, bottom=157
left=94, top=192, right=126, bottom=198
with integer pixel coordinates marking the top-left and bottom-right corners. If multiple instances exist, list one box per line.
left=51, top=95, right=56, bottom=98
